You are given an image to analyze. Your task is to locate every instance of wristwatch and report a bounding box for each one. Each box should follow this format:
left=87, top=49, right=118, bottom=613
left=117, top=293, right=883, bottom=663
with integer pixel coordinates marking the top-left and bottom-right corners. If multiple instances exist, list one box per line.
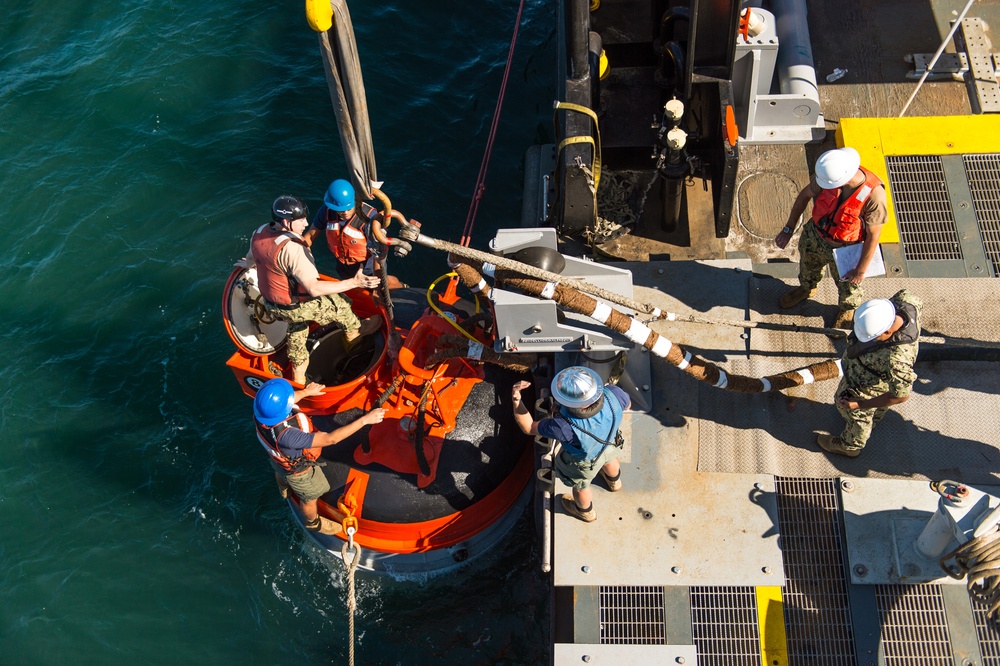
left=782, top=225, right=793, bottom=234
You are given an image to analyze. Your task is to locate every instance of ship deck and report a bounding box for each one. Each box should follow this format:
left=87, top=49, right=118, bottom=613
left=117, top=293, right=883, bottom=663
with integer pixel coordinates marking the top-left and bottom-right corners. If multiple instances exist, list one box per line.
left=548, top=0, right=1000, bottom=663
left=552, top=262, right=1000, bottom=664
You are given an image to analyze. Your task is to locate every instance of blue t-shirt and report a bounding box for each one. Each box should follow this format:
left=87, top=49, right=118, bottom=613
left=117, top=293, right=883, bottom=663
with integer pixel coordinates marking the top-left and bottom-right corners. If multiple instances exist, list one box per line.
left=310, top=204, right=333, bottom=233
left=275, top=427, right=315, bottom=459
left=537, top=385, right=629, bottom=459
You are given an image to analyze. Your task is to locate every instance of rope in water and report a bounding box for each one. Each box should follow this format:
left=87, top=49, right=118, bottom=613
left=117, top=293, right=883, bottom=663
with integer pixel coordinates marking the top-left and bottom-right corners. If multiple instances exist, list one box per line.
left=342, top=532, right=362, bottom=666
left=459, top=0, right=527, bottom=247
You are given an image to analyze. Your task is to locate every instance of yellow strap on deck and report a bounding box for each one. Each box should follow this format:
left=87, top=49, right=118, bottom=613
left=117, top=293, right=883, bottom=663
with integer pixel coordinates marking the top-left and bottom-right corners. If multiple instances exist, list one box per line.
left=755, top=586, right=788, bottom=666
left=553, top=101, right=602, bottom=190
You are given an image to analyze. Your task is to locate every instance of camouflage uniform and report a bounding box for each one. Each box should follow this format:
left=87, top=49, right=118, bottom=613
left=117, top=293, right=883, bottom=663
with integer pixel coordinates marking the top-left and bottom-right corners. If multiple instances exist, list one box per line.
left=264, top=295, right=360, bottom=367
left=797, top=221, right=864, bottom=310
left=836, top=289, right=922, bottom=450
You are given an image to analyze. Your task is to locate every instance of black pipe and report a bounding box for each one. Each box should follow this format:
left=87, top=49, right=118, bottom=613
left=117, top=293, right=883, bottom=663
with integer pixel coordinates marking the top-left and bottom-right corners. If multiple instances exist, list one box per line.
left=566, top=0, right=589, bottom=80
left=588, top=31, right=603, bottom=115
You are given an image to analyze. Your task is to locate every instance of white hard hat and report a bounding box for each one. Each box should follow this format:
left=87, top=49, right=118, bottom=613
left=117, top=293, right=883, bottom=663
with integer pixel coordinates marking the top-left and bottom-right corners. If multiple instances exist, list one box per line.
left=551, top=366, right=603, bottom=409
left=815, top=147, right=861, bottom=190
left=854, top=299, right=896, bottom=342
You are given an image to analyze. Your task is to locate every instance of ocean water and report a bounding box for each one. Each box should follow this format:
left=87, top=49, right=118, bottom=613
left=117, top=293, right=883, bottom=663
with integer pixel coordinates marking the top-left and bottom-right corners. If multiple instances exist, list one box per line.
left=0, top=1, right=554, bottom=663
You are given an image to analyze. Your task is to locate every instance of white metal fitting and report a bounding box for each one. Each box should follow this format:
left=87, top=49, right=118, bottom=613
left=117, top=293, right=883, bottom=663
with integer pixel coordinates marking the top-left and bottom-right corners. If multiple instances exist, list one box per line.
left=666, top=127, right=687, bottom=150
left=664, top=98, right=685, bottom=122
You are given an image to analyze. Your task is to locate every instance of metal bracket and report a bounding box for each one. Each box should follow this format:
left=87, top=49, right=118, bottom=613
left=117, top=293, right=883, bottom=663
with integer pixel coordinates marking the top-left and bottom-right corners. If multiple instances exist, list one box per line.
left=906, top=52, right=969, bottom=80
left=957, top=17, right=1000, bottom=113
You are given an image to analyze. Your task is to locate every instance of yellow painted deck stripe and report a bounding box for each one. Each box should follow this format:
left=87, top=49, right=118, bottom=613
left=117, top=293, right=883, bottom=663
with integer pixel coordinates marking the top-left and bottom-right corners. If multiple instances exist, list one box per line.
left=756, top=586, right=788, bottom=666
left=837, top=115, right=1000, bottom=244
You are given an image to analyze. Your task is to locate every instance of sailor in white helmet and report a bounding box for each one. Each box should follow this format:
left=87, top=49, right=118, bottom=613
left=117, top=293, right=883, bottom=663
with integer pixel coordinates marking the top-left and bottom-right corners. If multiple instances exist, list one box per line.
left=511, top=367, right=630, bottom=523
left=774, top=147, right=888, bottom=329
left=818, top=290, right=922, bottom=457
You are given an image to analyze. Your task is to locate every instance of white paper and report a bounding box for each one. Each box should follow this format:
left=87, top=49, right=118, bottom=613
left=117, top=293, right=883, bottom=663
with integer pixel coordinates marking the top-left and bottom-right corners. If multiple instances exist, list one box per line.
left=833, top=243, right=886, bottom=278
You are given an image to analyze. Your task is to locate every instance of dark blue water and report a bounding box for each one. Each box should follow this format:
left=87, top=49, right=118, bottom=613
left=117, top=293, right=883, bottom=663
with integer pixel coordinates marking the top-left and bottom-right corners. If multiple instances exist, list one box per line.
left=0, top=2, right=554, bottom=663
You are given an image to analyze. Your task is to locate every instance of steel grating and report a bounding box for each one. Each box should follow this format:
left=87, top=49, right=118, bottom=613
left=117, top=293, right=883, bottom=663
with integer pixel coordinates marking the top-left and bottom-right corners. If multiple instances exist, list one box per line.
left=598, top=586, right=666, bottom=644
left=974, top=604, right=1000, bottom=665
left=690, top=586, right=760, bottom=666
left=874, top=585, right=951, bottom=664
left=885, top=155, right=963, bottom=262
left=964, top=153, right=1000, bottom=277
left=775, top=478, right=857, bottom=665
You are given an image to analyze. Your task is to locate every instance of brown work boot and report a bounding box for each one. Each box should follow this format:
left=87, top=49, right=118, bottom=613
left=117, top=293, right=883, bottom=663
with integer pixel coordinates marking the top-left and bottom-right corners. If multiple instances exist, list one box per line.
left=344, top=316, right=382, bottom=349
left=560, top=494, right=597, bottom=523
left=779, top=285, right=817, bottom=309
left=305, top=516, right=344, bottom=535
left=599, top=468, right=622, bottom=492
left=832, top=308, right=856, bottom=329
left=356, top=315, right=382, bottom=337
left=817, top=434, right=862, bottom=458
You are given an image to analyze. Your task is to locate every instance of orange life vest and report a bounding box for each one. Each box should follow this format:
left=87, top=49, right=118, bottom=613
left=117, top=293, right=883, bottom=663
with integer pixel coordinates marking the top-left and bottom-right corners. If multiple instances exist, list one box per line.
left=811, top=166, right=883, bottom=244
left=250, top=223, right=311, bottom=306
left=254, top=409, right=322, bottom=472
left=325, top=202, right=378, bottom=265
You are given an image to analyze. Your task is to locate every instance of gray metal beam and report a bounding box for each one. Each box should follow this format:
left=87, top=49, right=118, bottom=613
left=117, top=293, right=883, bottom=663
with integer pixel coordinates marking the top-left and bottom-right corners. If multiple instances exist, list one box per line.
left=941, top=155, right=991, bottom=278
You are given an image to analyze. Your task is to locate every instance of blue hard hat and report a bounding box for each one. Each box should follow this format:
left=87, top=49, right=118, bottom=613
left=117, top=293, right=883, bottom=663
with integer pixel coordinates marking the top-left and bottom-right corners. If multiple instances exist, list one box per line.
left=253, top=378, right=295, bottom=426
left=324, top=179, right=356, bottom=212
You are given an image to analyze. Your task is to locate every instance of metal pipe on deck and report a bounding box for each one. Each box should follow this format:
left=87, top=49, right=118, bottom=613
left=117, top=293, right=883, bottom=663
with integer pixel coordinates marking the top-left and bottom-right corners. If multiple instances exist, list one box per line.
left=772, top=0, right=819, bottom=100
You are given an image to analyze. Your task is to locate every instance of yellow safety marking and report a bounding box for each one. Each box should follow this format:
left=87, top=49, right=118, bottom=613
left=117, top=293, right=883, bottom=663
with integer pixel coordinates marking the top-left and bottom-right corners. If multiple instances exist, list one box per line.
left=755, top=586, right=788, bottom=666
left=838, top=115, right=1000, bottom=243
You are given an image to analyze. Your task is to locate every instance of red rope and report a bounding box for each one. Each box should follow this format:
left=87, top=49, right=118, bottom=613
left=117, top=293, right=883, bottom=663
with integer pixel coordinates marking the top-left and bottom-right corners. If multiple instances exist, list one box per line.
left=459, top=0, right=527, bottom=247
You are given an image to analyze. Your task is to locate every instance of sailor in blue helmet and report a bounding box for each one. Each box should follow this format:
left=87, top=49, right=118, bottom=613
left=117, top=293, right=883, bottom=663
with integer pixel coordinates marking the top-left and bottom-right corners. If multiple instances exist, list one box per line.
left=304, top=179, right=404, bottom=289
left=511, top=367, right=630, bottom=523
left=253, top=378, right=386, bottom=535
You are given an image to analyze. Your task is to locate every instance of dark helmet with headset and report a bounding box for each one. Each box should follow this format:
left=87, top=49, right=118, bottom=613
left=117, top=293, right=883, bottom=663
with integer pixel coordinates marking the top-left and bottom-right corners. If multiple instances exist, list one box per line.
left=271, top=195, right=309, bottom=223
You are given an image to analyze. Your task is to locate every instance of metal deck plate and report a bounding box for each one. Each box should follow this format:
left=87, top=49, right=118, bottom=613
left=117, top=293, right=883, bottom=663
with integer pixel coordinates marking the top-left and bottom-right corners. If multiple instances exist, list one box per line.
left=875, top=584, right=954, bottom=664
left=841, top=478, right=1000, bottom=586
left=775, top=478, right=857, bottom=663
left=959, top=17, right=1000, bottom=114
left=964, top=153, right=1000, bottom=277
left=553, top=644, right=698, bottom=665
left=553, top=471, right=783, bottom=587
left=698, top=274, right=1000, bottom=481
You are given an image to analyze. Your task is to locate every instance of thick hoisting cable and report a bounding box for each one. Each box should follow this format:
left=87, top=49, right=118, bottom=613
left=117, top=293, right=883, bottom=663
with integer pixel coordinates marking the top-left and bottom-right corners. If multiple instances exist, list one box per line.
left=449, top=262, right=842, bottom=393
left=460, top=0, right=527, bottom=247
left=396, top=227, right=848, bottom=337
left=315, top=1, right=380, bottom=197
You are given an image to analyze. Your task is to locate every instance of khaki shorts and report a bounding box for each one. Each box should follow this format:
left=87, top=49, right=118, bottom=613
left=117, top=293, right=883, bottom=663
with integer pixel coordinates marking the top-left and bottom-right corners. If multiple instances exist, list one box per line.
left=554, top=445, right=619, bottom=491
left=269, top=458, right=330, bottom=502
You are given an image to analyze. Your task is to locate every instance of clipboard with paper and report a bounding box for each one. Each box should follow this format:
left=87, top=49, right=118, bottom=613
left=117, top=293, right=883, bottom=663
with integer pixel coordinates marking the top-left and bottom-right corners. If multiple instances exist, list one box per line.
left=833, top=243, right=886, bottom=278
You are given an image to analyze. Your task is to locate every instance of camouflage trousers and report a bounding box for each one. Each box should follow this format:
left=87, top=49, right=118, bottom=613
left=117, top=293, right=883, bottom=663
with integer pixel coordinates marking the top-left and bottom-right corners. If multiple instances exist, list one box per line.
left=798, top=222, right=865, bottom=310
left=264, top=295, right=360, bottom=367
left=834, top=378, right=889, bottom=449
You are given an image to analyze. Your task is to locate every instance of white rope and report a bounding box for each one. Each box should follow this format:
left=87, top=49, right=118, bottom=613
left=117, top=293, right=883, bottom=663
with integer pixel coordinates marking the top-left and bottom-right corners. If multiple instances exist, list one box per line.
left=341, top=532, right=362, bottom=666
left=942, top=524, right=1000, bottom=627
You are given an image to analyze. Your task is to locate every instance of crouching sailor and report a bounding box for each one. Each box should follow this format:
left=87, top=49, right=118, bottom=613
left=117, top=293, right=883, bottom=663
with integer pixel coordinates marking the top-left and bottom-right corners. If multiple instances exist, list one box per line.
left=512, top=367, right=630, bottom=523
left=818, top=290, right=922, bottom=457
left=252, top=378, right=385, bottom=534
